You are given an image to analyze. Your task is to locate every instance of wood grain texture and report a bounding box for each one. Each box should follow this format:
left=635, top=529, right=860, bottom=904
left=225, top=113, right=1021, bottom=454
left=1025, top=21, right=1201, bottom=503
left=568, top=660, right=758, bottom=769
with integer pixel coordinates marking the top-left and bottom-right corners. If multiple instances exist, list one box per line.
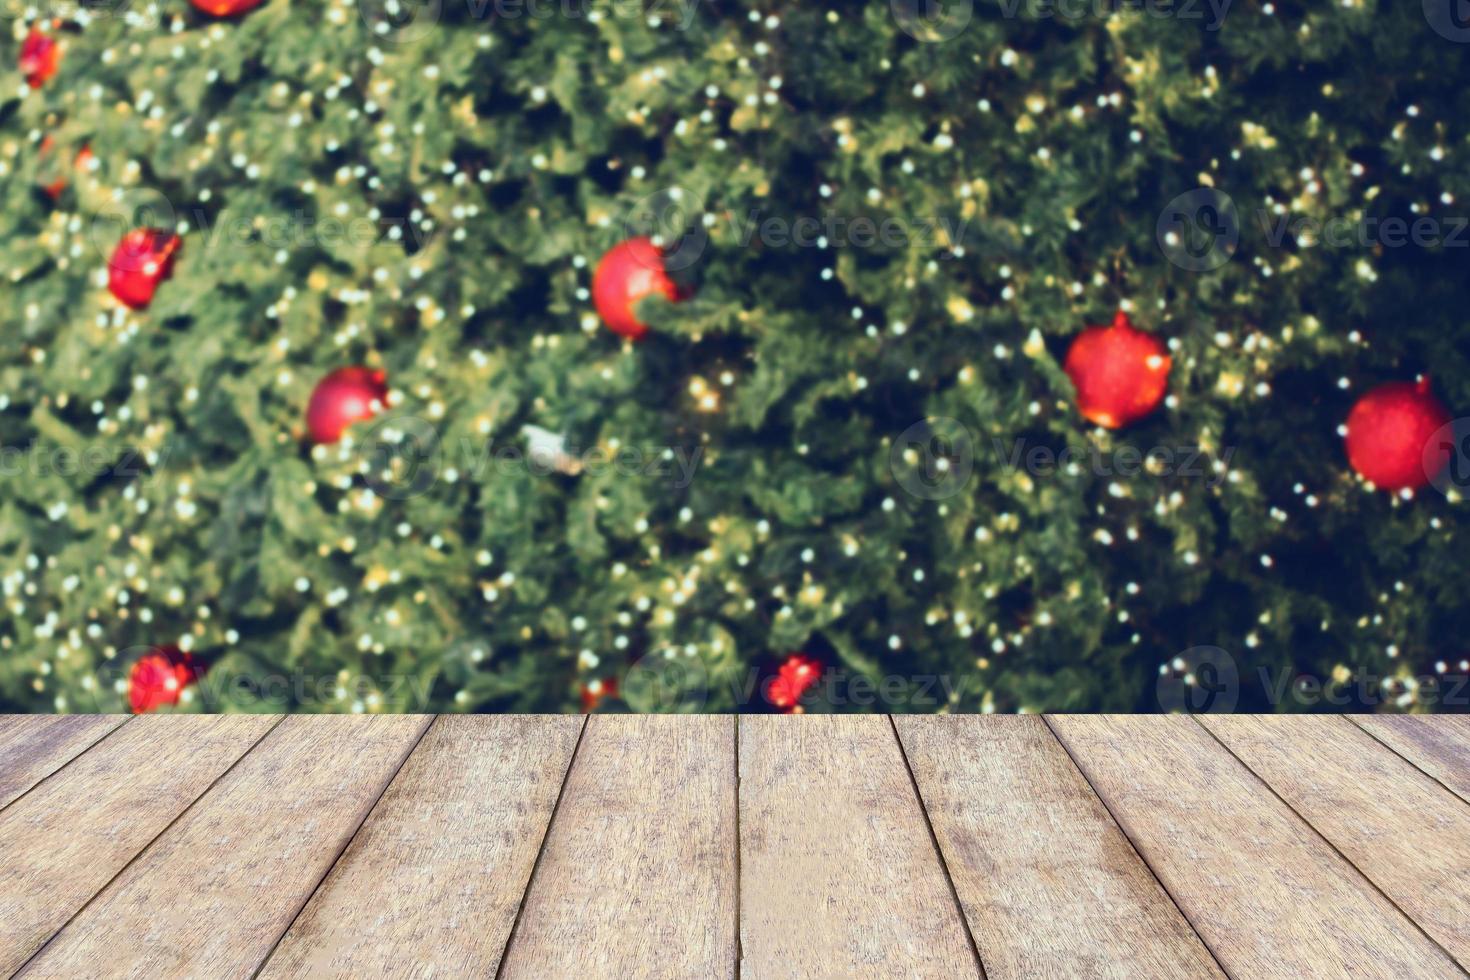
left=897, top=716, right=1222, bottom=979
left=17, top=714, right=430, bottom=980
left=498, top=715, right=736, bottom=980
left=1351, top=715, right=1470, bottom=805
left=739, top=715, right=980, bottom=980
left=0, top=714, right=279, bottom=977
left=258, top=715, right=583, bottom=979
left=0, top=714, right=126, bottom=811
left=1049, top=715, right=1463, bottom=980
left=1201, top=714, right=1470, bottom=969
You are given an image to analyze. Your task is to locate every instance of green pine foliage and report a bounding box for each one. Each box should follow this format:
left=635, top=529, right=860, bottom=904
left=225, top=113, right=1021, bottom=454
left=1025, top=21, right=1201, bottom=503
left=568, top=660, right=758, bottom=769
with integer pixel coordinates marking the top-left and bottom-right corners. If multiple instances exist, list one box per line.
left=2, top=0, right=1467, bottom=713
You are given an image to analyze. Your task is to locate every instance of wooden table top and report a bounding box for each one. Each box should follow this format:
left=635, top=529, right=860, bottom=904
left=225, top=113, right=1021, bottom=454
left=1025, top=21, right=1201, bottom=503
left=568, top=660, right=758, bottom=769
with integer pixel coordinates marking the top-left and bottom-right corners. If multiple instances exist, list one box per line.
left=1, top=714, right=1466, bottom=979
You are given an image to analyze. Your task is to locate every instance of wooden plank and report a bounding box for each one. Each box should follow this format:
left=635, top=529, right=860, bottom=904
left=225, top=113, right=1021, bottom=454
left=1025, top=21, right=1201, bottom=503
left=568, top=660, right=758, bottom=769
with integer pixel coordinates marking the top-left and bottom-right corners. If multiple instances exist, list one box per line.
left=739, top=715, right=980, bottom=979
left=257, top=715, right=583, bottom=978
left=897, top=715, right=1223, bottom=979
left=1048, top=715, right=1463, bottom=979
left=0, top=715, right=127, bottom=811
left=17, top=714, right=430, bottom=980
left=498, top=715, right=736, bottom=980
left=0, top=715, right=279, bottom=976
left=1201, top=715, right=1470, bottom=970
left=1350, top=715, right=1470, bottom=805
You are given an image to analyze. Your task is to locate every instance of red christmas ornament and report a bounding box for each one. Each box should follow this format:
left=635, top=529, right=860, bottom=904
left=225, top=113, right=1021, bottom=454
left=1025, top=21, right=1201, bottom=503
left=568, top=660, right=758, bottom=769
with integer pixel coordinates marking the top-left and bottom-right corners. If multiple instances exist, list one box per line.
left=765, top=653, right=822, bottom=712
left=1344, top=378, right=1452, bottom=491
left=1063, top=310, right=1172, bottom=429
left=188, top=0, right=265, bottom=16
left=591, top=237, right=681, bottom=340
left=20, top=26, right=60, bottom=89
left=581, top=678, right=618, bottom=712
left=128, top=646, right=200, bottom=714
left=306, top=367, right=389, bottom=445
left=107, top=229, right=181, bottom=310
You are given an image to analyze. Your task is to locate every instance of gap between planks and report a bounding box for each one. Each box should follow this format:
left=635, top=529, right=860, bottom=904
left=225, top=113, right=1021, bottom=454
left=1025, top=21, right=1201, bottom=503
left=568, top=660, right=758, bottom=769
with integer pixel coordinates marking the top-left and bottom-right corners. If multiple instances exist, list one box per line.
left=1193, top=716, right=1470, bottom=974
left=490, top=714, right=591, bottom=980
left=733, top=714, right=742, bottom=980
left=1343, top=715, right=1470, bottom=807
left=1039, top=715, right=1232, bottom=979
left=0, top=715, right=131, bottom=817
left=13, top=715, right=287, bottom=976
left=248, top=716, right=439, bottom=979
left=888, top=715, right=989, bottom=979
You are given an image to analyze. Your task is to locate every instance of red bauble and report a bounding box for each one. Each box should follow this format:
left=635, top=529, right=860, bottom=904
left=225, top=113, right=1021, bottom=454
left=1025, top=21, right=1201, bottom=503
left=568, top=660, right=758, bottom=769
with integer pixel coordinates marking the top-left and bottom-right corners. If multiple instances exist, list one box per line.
left=1063, top=311, right=1172, bottom=429
left=107, top=229, right=181, bottom=310
left=128, top=646, right=200, bottom=714
left=591, top=237, right=681, bottom=340
left=306, top=367, right=389, bottom=444
left=1344, top=378, right=1452, bottom=491
left=20, top=27, right=60, bottom=88
left=189, top=0, right=265, bottom=16
left=766, top=653, right=822, bottom=712
left=581, top=678, right=618, bottom=712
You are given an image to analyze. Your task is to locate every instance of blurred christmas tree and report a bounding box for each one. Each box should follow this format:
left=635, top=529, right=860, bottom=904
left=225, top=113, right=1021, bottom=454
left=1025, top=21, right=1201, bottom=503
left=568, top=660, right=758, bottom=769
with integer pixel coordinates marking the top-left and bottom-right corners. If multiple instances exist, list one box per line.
left=2, top=0, right=1468, bottom=714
